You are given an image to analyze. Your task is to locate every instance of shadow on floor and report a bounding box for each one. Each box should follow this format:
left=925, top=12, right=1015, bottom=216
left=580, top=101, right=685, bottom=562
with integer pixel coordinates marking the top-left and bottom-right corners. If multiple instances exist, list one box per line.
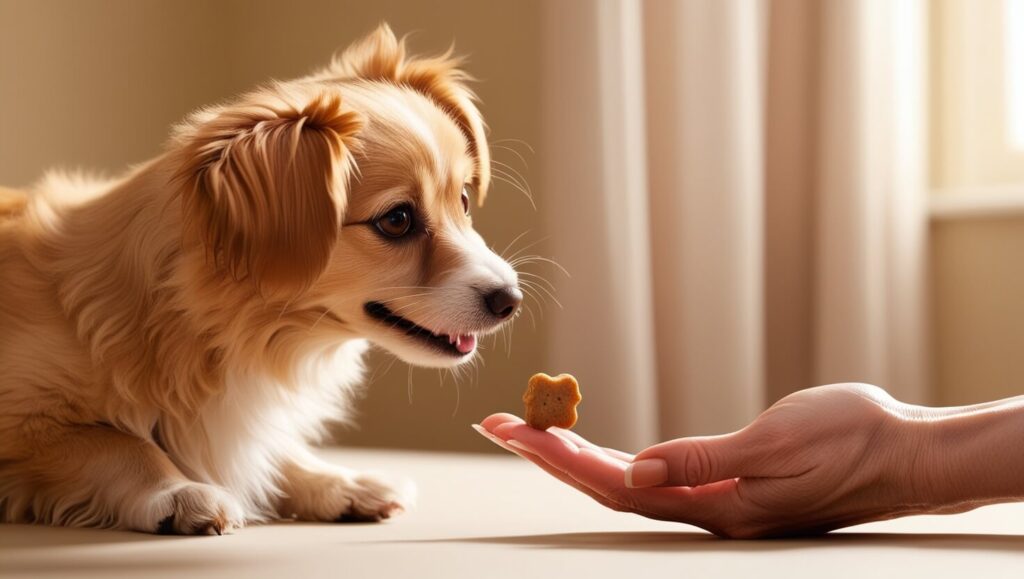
left=0, top=524, right=257, bottom=576
left=0, top=523, right=202, bottom=549
left=389, top=530, right=1024, bottom=553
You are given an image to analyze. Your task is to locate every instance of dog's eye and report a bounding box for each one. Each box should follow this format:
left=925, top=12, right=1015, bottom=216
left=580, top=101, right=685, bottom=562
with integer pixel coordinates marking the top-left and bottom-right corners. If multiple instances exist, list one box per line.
left=376, top=206, right=414, bottom=238
left=461, top=187, right=471, bottom=216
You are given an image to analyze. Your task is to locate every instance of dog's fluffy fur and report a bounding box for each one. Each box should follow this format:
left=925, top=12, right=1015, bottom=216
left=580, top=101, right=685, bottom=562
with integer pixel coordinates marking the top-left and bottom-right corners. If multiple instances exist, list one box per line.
left=0, top=25, right=519, bottom=534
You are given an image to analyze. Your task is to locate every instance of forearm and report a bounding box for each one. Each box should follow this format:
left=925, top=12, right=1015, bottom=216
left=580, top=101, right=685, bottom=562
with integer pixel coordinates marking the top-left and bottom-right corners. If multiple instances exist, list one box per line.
left=912, top=397, right=1024, bottom=510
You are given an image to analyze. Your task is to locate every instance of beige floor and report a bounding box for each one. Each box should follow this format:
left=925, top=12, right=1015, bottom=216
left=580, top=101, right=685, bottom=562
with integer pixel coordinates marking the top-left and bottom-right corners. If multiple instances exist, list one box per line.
left=2, top=448, right=1023, bottom=579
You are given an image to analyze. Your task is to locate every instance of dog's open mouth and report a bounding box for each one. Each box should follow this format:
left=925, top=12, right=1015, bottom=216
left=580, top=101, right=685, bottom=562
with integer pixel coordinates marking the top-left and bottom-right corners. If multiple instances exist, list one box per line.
left=364, top=301, right=477, bottom=357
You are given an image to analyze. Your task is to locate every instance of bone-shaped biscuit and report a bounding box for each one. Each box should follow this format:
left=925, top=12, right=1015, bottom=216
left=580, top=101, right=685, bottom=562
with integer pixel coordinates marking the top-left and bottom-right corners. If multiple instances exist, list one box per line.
left=523, top=373, right=582, bottom=430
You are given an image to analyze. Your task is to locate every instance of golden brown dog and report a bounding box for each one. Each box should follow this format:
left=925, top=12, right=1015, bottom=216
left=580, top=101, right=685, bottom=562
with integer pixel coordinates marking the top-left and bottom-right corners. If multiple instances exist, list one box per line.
left=0, top=24, right=521, bottom=534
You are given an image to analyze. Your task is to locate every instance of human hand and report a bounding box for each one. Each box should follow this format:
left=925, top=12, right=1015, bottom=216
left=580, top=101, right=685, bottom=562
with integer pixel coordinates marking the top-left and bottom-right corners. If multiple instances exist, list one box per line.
left=475, top=383, right=932, bottom=538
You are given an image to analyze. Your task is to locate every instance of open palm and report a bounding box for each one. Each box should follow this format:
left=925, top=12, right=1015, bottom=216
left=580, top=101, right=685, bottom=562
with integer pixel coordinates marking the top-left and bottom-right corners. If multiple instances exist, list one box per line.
left=475, top=383, right=925, bottom=538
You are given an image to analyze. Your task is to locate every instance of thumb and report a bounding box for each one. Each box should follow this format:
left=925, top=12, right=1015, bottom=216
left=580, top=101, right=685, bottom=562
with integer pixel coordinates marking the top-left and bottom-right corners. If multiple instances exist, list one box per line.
left=626, top=430, right=766, bottom=488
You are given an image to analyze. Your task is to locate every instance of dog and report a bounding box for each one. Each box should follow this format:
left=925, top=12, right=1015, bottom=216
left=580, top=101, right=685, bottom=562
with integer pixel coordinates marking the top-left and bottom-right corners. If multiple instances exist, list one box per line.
left=0, top=24, right=521, bottom=534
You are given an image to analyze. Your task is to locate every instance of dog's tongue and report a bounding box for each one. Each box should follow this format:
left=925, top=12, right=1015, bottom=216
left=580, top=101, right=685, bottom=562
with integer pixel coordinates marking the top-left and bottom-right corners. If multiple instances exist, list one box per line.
left=454, top=334, right=476, bottom=354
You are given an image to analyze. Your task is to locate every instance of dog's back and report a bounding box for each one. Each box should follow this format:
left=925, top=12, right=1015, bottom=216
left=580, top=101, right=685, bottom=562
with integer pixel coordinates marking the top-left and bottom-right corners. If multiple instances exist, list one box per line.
left=0, top=186, right=27, bottom=223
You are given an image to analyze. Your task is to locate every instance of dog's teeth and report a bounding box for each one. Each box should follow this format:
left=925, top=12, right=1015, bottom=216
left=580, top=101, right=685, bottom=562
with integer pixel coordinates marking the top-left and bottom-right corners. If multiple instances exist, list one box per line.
left=454, top=334, right=477, bottom=354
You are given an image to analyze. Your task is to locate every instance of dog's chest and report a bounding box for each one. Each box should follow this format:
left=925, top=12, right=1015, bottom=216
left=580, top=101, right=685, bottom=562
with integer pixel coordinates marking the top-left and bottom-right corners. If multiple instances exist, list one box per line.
left=162, top=340, right=370, bottom=514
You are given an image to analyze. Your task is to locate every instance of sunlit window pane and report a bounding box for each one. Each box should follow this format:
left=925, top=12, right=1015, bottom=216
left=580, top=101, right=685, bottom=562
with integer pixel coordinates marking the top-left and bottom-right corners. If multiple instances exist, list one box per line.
left=1007, top=0, right=1024, bottom=150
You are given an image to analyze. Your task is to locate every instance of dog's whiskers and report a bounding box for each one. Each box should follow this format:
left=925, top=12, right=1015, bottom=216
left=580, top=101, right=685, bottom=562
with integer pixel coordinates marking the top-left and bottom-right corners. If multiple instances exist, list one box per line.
left=490, top=172, right=536, bottom=211
left=517, top=270, right=557, bottom=293
left=522, top=301, right=538, bottom=329
left=490, top=138, right=536, bottom=155
left=504, top=238, right=550, bottom=265
left=490, top=143, right=532, bottom=171
left=407, top=365, right=415, bottom=406
left=517, top=284, right=549, bottom=322
left=490, top=163, right=536, bottom=211
left=452, top=368, right=462, bottom=418
left=499, top=230, right=532, bottom=262
left=519, top=279, right=562, bottom=310
left=504, top=318, right=514, bottom=358
left=490, top=159, right=531, bottom=193
left=367, top=352, right=400, bottom=386
left=509, top=254, right=570, bottom=278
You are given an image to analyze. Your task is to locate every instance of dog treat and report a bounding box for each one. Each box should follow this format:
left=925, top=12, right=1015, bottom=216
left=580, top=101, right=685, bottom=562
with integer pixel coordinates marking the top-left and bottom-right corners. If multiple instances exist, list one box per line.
left=523, top=373, right=582, bottom=430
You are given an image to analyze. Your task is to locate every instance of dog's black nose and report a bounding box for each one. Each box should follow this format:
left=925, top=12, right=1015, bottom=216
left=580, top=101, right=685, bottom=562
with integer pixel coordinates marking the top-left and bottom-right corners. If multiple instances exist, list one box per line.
left=484, top=287, right=523, bottom=320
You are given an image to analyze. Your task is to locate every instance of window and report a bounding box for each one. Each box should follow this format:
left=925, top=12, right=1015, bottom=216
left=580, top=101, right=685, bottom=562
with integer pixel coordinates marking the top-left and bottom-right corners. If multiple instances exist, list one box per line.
left=1007, top=0, right=1024, bottom=151
left=931, top=0, right=1024, bottom=196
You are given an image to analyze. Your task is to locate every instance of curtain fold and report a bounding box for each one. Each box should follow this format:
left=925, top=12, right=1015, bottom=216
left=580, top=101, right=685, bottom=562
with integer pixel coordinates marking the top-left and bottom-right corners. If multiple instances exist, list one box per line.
left=644, top=0, right=767, bottom=439
left=813, top=0, right=929, bottom=402
left=542, top=0, right=928, bottom=450
left=541, top=0, right=659, bottom=451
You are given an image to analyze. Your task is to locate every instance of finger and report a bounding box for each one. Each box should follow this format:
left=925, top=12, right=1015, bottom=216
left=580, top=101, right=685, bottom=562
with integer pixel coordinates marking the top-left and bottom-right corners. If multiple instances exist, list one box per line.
left=480, top=413, right=525, bottom=433
left=471, top=424, right=632, bottom=512
left=631, top=430, right=772, bottom=488
left=492, top=423, right=631, bottom=489
left=480, top=415, right=632, bottom=464
left=495, top=424, right=746, bottom=531
left=548, top=427, right=636, bottom=463
left=505, top=435, right=671, bottom=518
left=491, top=425, right=695, bottom=509
left=473, top=424, right=586, bottom=488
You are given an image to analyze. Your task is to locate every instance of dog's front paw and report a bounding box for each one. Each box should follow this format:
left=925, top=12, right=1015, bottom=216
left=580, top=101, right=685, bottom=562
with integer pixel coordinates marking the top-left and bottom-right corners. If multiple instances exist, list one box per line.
left=335, top=473, right=414, bottom=522
left=154, top=482, right=246, bottom=535
left=281, top=469, right=416, bottom=523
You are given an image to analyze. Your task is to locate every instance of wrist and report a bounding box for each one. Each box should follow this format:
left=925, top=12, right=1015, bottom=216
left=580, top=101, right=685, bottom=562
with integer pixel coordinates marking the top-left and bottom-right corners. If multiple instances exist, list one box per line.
left=909, top=400, right=1024, bottom=511
left=880, top=411, right=944, bottom=513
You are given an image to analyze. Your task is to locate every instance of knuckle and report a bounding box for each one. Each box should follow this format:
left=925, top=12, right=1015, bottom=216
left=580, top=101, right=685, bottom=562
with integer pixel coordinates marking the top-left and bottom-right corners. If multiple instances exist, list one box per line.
left=682, top=443, right=715, bottom=485
left=604, top=489, right=645, bottom=513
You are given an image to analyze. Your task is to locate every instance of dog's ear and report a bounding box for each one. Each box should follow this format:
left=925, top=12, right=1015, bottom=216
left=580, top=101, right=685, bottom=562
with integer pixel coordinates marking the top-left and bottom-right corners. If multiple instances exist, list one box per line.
left=400, top=51, right=490, bottom=206
left=175, top=88, right=361, bottom=294
left=325, top=23, right=490, bottom=204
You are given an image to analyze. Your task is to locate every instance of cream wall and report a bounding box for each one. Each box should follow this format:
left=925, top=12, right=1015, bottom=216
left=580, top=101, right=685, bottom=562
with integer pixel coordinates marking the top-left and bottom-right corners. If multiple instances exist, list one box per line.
left=0, top=0, right=545, bottom=452
left=931, top=216, right=1024, bottom=405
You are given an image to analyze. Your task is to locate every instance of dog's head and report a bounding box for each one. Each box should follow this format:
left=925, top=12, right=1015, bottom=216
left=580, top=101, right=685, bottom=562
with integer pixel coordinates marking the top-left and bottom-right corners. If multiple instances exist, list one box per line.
left=172, top=25, right=520, bottom=368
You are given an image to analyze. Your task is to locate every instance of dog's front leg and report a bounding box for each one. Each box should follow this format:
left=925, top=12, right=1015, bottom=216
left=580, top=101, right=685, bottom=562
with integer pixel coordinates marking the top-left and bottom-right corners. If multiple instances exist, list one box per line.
left=276, top=449, right=414, bottom=522
left=1, top=424, right=245, bottom=534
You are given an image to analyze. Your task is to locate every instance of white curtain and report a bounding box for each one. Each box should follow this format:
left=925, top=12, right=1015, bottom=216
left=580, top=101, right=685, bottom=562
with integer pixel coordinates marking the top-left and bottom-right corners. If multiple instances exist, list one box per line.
left=540, top=0, right=928, bottom=450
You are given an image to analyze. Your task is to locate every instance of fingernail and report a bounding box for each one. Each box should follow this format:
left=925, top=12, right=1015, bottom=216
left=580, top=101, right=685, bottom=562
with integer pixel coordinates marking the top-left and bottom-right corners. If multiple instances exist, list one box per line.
left=505, top=439, right=536, bottom=454
left=625, top=458, right=667, bottom=488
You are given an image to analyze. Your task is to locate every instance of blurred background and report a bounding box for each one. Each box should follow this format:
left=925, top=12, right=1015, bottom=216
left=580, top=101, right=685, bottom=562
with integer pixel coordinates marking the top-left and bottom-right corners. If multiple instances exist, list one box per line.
left=1, top=0, right=1022, bottom=454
